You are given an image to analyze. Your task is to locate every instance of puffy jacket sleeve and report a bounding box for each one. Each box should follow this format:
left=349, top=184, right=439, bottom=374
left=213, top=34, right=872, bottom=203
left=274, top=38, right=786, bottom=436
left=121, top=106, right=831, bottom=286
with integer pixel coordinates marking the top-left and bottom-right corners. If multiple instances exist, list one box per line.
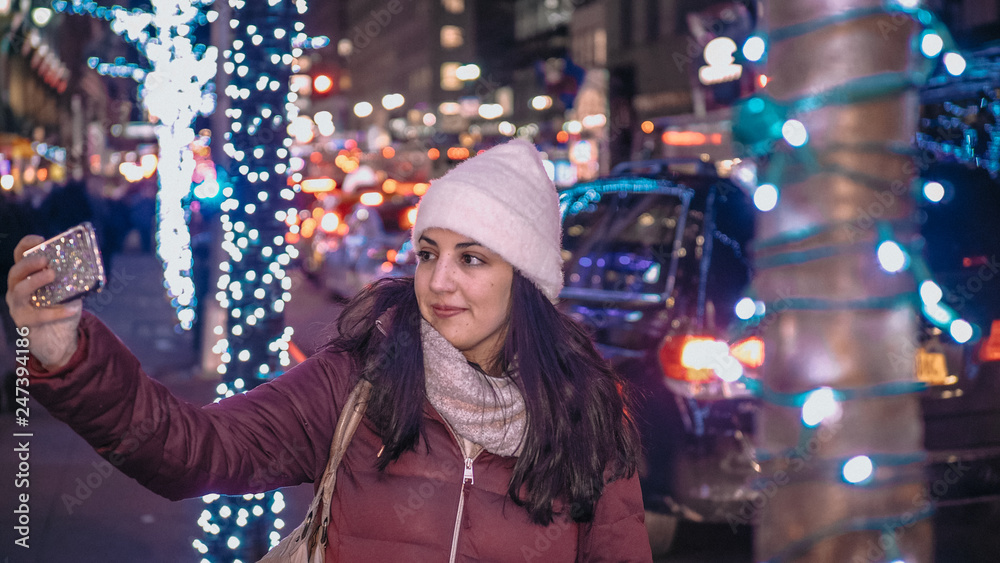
left=27, top=311, right=355, bottom=500
left=576, top=473, right=653, bottom=562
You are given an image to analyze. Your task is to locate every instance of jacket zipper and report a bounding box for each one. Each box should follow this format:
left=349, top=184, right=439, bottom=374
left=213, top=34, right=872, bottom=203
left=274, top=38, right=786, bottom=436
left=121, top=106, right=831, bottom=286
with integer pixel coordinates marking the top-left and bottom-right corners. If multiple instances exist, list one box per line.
left=443, top=422, right=483, bottom=563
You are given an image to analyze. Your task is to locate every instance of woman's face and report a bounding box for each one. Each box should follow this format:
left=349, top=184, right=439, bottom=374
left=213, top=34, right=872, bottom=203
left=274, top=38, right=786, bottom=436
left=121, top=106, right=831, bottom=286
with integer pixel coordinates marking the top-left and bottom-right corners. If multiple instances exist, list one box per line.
left=414, top=228, right=514, bottom=370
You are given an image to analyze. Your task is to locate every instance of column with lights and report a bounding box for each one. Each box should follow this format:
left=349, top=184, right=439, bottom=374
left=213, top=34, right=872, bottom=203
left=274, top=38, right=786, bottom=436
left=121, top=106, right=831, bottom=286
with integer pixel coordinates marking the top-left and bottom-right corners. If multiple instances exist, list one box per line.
left=192, top=0, right=307, bottom=560
left=732, top=1, right=974, bottom=561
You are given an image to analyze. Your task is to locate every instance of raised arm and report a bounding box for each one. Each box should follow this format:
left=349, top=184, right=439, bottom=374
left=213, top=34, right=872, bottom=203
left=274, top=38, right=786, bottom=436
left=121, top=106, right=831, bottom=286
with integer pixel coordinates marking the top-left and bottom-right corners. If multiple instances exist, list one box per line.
left=26, top=312, right=355, bottom=499
left=7, top=233, right=356, bottom=499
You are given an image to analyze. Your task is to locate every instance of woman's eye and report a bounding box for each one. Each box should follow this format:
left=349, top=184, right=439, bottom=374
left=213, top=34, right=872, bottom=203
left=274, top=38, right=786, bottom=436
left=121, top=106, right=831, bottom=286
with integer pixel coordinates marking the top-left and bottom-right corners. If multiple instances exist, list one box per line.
left=462, top=254, right=484, bottom=266
left=416, top=250, right=434, bottom=262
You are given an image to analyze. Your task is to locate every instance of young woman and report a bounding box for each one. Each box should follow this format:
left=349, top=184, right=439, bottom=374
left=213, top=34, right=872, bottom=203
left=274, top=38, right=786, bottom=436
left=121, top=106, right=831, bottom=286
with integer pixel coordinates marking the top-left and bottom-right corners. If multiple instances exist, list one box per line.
left=6, top=139, right=652, bottom=561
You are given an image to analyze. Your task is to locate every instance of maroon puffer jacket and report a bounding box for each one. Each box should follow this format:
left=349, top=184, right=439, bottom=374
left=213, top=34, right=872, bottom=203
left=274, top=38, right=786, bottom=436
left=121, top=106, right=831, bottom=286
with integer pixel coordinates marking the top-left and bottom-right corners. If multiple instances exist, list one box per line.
left=28, top=312, right=652, bottom=562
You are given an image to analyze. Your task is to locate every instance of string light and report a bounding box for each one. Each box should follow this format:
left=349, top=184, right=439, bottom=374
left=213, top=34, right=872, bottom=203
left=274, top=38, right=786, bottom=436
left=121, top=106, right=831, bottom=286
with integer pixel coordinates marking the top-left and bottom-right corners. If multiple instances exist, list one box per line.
left=800, top=387, right=840, bottom=428
left=742, top=35, right=766, bottom=63
left=842, top=456, right=875, bottom=485
left=949, top=319, right=974, bottom=344
left=780, top=119, right=808, bottom=147
left=729, top=3, right=983, bottom=558
left=735, top=297, right=757, bottom=320
left=918, top=280, right=943, bottom=305
left=876, top=240, right=909, bottom=273
left=921, top=180, right=945, bottom=202
left=753, top=183, right=779, bottom=212
left=919, top=31, right=943, bottom=58
left=54, top=0, right=217, bottom=329
left=943, top=52, right=966, bottom=75
left=198, top=0, right=318, bottom=559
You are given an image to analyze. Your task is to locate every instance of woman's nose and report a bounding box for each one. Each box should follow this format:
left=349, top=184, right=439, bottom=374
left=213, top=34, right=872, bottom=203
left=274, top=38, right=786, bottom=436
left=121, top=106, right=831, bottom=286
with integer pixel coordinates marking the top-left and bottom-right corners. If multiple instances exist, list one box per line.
left=428, top=257, right=457, bottom=293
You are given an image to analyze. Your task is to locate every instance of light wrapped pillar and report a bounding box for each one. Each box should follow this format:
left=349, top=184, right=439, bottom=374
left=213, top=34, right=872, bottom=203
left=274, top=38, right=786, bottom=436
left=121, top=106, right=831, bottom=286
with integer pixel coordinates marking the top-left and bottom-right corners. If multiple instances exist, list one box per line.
left=196, top=0, right=308, bottom=560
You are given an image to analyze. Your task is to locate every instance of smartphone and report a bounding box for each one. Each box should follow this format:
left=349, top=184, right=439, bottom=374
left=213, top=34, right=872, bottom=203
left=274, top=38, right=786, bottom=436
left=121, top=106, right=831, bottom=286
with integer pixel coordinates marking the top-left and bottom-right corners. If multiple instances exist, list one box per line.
left=23, top=222, right=106, bottom=307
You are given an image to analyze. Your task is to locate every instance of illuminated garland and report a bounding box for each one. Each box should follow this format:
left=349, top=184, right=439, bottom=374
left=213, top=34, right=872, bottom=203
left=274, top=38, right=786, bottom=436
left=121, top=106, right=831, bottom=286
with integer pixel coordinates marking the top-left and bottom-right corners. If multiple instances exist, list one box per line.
left=734, top=4, right=977, bottom=340
left=53, top=0, right=219, bottom=330
left=729, top=1, right=977, bottom=560
left=197, top=0, right=308, bottom=560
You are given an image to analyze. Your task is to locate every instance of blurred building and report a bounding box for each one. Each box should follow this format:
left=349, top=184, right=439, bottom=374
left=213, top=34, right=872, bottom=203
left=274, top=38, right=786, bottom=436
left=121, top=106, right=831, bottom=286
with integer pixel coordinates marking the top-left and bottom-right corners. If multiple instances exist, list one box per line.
left=604, top=0, right=759, bottom=165
left=0, top=1, right=143, bottom=202
left=338, top=0, right=489, bottom=151
left=1, top=2, right=76, bottom=193
left=300, top=0, right=763, bottom=185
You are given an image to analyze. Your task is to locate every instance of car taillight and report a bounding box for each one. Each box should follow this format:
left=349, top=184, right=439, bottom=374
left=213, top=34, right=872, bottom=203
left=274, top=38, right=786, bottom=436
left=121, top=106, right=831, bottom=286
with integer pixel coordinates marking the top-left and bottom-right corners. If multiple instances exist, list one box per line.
left=730, top=336, right=765, bottom=368
left=658, top=334, right=764, bottom=399
left=680, top=337, right=730, bottom=372
left=979, top=320, right=1000, bottom=362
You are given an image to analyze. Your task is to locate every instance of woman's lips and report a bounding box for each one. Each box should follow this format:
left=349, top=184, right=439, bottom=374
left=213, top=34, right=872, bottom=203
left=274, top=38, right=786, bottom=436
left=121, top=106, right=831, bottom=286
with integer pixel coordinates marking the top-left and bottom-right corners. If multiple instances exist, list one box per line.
left=431, top=305, right=465, bottom=318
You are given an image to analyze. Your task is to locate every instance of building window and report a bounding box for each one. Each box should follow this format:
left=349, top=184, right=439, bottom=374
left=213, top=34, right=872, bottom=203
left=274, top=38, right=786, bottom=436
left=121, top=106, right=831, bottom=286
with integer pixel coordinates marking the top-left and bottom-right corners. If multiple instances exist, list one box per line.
left=594, top=28, right=607, bottom=67
left=409, top=67, right=432, bottom=92
left=440, top=62, right=462, bottom=90
left=573, top=29, right=607, bottom=69
left=442, top=0, right=464, bottom=14
left=440, top=25, right=464, bottom=48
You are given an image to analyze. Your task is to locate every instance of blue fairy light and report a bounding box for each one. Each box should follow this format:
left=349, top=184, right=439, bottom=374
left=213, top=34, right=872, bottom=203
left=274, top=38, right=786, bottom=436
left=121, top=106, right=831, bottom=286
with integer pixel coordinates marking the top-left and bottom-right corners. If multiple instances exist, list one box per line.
left=842, top=455, right=875, bottom=484
left=753, top=183, right=779, bottom=212
left=743, top=35, right=767, bottom=62
left=876, top=241, right=909, bottom=273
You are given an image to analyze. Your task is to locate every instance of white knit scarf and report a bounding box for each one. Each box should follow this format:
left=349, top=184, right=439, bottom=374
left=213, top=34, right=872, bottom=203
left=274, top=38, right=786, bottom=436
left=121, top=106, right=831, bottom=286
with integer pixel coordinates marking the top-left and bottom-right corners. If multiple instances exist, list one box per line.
left=421, top=320, right=527, bottom=457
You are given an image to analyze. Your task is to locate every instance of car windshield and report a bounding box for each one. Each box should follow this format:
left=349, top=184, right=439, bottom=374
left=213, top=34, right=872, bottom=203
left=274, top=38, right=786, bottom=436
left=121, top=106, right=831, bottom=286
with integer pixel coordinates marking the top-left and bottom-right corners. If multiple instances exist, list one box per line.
left=560, top=180, right=694, bottom=304
left=559, top=176, right=754, bottom=344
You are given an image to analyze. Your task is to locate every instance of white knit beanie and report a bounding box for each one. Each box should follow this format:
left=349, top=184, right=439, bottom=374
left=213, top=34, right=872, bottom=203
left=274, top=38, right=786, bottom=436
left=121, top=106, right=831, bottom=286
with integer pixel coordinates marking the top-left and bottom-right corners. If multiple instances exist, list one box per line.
left=412, top=139, right=564, bottom=302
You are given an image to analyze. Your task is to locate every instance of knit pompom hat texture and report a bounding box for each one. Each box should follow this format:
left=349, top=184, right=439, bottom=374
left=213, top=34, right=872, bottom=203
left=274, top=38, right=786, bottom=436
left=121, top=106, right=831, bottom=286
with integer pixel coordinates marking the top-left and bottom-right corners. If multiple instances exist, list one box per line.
left=412, top=139, right=564, bottom=302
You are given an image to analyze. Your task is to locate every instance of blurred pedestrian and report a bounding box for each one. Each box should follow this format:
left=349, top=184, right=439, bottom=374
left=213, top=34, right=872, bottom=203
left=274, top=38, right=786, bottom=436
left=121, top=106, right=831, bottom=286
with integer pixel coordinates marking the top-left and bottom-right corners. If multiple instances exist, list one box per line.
left=7, top=140, right=651, bottom=561
left=40, top=178, right=95, bottom=238
left=126, top=178, right=156, bottom=253
left=0, top=189, right=31, bottom=412
left=91, top=179, right=131, bottom=274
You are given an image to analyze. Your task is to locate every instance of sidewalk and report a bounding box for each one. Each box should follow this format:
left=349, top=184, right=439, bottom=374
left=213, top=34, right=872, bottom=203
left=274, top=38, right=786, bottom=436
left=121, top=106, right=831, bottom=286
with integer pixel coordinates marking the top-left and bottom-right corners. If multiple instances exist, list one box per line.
left=0, top=251, right=313, bottom=562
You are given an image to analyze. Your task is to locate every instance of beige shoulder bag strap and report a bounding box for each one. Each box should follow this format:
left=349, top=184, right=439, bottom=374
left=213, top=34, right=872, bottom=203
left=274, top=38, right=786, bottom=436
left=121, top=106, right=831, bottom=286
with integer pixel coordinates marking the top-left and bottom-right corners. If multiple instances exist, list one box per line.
left=258, top=379, right=374, bottom=562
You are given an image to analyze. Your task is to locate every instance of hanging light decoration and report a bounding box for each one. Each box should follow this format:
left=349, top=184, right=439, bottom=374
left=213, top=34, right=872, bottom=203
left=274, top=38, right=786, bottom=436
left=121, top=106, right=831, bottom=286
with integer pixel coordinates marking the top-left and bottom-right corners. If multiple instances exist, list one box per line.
left=54, top=0, right=219, bottom=330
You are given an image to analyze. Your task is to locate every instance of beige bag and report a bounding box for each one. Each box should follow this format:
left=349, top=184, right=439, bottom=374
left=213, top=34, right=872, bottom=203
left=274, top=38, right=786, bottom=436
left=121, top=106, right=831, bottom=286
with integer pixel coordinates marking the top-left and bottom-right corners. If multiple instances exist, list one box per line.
left=258, top=380, right=373, bottom=562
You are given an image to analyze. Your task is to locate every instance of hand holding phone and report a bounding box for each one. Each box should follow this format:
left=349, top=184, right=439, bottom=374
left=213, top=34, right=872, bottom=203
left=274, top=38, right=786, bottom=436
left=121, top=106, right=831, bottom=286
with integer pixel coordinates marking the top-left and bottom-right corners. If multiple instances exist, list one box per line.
left=5, top=225, right=100, bottom=370
left=22, top=222, right=106, bottom=307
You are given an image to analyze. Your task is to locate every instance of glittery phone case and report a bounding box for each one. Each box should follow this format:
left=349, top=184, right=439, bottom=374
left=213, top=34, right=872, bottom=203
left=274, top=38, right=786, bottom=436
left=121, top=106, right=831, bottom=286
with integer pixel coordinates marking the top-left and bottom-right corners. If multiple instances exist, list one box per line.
left=24, top=222, right=106, bottom=307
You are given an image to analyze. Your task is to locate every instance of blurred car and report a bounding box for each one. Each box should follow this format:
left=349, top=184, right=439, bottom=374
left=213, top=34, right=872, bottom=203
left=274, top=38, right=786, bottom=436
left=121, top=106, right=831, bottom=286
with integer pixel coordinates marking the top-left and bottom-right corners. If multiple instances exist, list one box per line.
left=556, top=160, right=757, bottom=554
left=558, top=159, right=1000, bottom=556
left=319, top=192, right=418, bottom=298
left=912, top=162, right=1000, bottom=558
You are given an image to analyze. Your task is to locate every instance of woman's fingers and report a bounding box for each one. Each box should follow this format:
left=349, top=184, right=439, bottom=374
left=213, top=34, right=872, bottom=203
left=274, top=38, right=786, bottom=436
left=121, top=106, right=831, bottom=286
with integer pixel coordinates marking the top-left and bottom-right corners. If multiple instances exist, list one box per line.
left=13, top=235, right=44, bottom=263
left=5, top=234, right=84, bottom=369
left=6, top=234, right=81, bottom=327
left=7, top=236, right=48, bottom=290
left=13, top=261, right=56, bottom=294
